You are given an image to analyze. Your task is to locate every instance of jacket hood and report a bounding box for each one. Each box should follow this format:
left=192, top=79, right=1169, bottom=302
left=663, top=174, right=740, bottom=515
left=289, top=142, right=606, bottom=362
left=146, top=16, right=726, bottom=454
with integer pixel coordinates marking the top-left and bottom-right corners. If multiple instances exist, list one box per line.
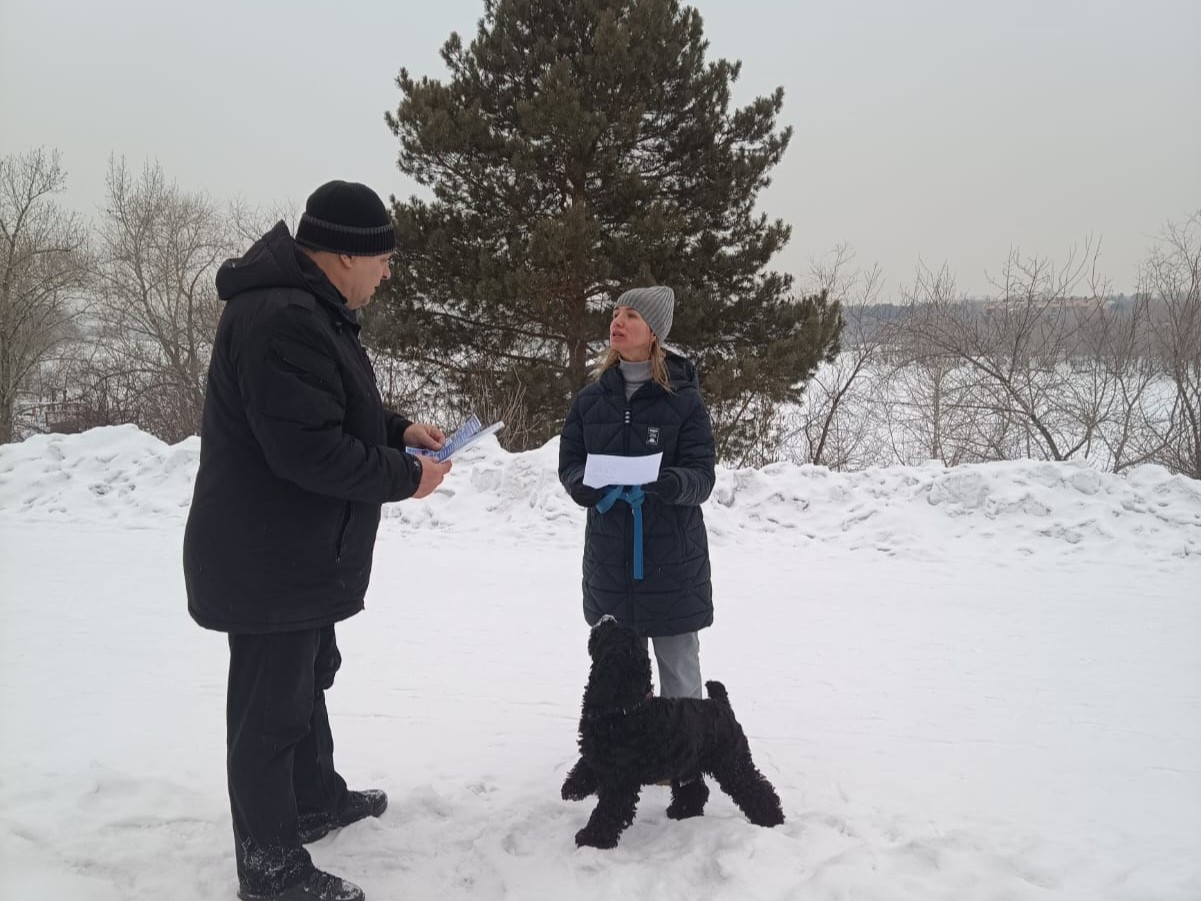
left=665, top=350, right=700, bottom=391
left=215, top=221, right=356, bottom=326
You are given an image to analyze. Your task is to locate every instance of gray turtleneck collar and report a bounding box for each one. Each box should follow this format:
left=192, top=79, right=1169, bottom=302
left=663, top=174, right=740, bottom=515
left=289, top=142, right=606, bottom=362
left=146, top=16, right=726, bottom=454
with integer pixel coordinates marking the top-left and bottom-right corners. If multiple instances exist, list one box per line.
left=618, top=359, right=653, bottom=400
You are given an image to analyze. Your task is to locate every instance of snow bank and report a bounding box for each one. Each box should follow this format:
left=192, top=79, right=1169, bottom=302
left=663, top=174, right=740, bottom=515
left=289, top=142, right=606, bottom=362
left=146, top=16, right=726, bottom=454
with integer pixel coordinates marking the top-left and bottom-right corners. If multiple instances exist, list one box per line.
left=2, top=425, right=1198, bottom=560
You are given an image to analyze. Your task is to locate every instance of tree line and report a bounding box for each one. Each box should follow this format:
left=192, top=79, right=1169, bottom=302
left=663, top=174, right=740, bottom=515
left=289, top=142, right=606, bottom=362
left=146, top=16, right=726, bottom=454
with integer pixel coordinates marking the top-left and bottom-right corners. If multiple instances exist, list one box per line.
left=786, top=231, right=1201, bottom=479
left=1, top=150, right=249, bottom=444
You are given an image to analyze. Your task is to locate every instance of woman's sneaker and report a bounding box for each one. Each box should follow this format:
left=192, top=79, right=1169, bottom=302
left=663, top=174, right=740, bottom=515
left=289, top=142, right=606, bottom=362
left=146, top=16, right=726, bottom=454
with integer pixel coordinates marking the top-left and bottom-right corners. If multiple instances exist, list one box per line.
left=298, top=789, right=388, bottom=844
left=238, top=868, right=365, bottom=901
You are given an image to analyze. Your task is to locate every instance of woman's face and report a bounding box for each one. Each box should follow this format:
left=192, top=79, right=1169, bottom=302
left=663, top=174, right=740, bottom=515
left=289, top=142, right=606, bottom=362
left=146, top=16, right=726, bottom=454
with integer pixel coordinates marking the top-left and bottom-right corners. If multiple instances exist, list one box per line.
left=610, top=305, right=655, bottom=362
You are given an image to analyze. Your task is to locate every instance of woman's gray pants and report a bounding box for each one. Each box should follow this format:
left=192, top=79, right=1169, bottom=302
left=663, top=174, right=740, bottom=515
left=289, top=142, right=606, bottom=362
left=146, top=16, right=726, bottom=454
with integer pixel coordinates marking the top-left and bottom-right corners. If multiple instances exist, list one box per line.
left=643, top=631, right=702, bottom=699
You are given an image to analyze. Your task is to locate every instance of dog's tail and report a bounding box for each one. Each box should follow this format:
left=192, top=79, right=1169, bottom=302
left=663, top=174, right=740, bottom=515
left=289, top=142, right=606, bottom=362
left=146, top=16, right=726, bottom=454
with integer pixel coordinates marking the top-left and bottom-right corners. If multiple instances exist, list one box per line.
left=705, top=680, right=730, bottom=706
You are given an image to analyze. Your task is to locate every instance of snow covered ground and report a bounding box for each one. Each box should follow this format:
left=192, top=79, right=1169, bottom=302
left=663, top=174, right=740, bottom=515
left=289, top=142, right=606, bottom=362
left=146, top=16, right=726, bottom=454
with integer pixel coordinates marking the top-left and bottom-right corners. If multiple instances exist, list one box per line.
left=1, top=425, right=1199, bottom=900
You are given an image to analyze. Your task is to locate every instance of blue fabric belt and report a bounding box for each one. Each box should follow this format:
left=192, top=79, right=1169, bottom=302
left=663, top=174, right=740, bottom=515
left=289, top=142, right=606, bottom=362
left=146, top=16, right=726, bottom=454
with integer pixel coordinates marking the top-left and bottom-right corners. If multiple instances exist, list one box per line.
left=596, top=485, right=647, bottom=580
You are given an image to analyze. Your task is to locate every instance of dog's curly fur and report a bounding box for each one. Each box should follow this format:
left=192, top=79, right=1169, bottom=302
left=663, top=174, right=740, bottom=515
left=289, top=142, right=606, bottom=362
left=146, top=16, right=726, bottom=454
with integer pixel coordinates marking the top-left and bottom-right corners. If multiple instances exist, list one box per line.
left=562, top=617, right=784, bottom=848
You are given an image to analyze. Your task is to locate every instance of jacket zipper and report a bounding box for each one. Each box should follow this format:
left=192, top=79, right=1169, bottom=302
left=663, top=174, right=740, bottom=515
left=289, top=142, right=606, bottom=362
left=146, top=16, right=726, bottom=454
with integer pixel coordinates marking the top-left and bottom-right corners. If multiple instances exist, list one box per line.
left=335, top=503, right=352, bottom=563
left=622, top=406, right=636, bottom=601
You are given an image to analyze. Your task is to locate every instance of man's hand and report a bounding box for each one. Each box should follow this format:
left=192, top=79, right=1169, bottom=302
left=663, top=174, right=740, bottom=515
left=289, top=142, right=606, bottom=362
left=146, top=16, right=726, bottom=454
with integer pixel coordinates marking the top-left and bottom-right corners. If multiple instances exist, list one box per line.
left=403, top=422, right=446, bottom=451
left=411, top=456, right=451, bottom=499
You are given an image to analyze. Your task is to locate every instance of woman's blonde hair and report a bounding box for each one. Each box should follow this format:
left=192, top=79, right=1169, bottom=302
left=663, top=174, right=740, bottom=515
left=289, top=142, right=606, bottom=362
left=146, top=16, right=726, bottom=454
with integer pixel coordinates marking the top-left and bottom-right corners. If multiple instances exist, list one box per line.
left=593, top=339, right=673, bottom=392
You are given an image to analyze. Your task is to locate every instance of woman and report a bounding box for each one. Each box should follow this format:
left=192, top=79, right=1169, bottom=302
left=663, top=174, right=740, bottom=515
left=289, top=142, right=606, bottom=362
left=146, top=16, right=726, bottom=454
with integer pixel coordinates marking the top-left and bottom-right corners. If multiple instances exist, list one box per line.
left=559, top=285, right=717, bottom=699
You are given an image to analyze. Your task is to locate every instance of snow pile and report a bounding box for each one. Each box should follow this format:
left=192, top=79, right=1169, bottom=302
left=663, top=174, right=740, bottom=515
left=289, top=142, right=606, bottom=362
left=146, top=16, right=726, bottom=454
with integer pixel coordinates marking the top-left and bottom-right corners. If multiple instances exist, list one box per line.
left=2, top=426, right=1198, bottom=560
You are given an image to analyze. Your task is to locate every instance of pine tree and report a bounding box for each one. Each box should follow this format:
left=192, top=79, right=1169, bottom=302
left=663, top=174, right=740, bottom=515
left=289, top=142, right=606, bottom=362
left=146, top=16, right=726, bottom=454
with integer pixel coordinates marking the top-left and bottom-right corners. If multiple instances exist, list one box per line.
left=373, top=0, right=842, bottom=462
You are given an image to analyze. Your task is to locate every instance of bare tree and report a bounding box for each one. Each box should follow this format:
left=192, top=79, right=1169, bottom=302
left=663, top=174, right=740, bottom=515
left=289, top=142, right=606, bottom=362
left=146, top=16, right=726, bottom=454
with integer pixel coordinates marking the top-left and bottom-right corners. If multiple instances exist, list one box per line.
left=1078, top=292, right=1170, bottom=472
left=1142, top=212, right=1201, bottom=478
left=88, top=158, right=231, bottom=442
left=885, top=265, right=994, bottom=465
left=227, top=195, right=299, bottom=247
left=907, top=242, right=1112, bottom=463
left=0, top=148, right=91, bottom=443
left=782, top=244, right=891, bottom=469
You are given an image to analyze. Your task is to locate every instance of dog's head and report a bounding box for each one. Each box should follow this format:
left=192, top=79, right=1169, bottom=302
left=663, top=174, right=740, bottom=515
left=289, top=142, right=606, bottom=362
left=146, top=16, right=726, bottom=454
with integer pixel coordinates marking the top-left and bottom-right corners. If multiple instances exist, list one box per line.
left=583, top=616, right=654, bottom=709
left=588, top=615, right=635, bottom=657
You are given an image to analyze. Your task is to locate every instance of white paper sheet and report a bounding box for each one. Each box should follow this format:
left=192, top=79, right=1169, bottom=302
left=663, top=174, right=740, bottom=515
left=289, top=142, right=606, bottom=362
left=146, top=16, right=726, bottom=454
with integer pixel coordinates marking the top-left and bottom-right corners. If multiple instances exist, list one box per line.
left=582, top=452, right=663, bottom=488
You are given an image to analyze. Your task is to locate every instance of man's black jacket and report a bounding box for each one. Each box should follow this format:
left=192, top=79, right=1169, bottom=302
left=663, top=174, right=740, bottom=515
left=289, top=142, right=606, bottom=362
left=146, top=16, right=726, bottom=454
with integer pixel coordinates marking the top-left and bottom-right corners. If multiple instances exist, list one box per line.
left=184, top=222, right=422, bottom=633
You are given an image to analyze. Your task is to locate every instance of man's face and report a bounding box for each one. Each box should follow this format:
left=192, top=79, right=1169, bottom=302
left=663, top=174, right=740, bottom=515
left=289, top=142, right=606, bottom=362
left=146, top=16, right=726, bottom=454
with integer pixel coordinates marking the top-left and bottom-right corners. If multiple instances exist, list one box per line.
left=342, top=253, right=392, bottom=309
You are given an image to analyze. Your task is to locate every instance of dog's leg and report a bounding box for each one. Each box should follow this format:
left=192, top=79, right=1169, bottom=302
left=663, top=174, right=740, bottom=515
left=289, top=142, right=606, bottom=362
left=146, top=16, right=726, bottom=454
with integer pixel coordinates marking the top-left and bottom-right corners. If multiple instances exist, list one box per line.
left=665, top=775, right=709, bottom=820
left=574, top=780, right=641, bottom=849
left=561, top=757, right=599, bottom=801
left=710, top=755, right=785, bottom=828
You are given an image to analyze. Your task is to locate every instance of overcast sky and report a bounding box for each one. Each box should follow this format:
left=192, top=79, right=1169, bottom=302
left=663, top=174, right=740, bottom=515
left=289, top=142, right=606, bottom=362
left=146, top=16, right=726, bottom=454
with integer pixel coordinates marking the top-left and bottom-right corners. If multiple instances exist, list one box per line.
left=2, top=0, right=1198, bottom=297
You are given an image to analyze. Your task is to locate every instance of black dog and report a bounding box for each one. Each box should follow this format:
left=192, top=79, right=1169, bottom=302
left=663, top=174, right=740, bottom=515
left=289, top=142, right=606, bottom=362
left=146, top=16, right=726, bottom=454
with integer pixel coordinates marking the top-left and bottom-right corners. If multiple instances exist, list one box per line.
left=562, top=616, right=784, bottom=848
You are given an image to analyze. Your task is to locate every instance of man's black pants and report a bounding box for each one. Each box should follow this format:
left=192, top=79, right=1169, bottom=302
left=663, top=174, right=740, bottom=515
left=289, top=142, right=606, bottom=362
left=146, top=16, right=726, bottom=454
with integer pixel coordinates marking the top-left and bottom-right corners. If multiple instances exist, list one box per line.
left=227, top=625, right=349, bottom=893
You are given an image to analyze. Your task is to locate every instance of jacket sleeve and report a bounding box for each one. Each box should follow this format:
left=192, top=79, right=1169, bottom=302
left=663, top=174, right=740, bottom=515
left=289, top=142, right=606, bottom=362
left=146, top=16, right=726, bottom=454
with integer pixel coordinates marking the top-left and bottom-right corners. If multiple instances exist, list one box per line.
left=385, top=412, right=415, bottom=449
left=238, top=303, right=422, bottom=503
left=558, top=396, right=587, bottom=490
left=660, top=392, right=716, bottom=506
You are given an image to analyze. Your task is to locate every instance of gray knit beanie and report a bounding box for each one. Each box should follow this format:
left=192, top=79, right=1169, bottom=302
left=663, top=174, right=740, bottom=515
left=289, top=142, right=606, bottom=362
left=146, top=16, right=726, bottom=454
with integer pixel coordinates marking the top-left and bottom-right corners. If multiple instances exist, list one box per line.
left=616, top=286, right=674, bottom=342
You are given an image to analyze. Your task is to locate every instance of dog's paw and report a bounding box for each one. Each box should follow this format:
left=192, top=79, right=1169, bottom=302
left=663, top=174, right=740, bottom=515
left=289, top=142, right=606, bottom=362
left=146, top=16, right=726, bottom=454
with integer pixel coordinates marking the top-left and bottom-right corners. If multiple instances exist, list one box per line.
left=749, top=805, right=785, bottom=828
left=562, top=780, right=593, bottom=801
left=561, top=763, right=599, bottom=801
left=742, top=781, right=785, bottom=827
left=563, top=788, right=594, bottom=801
left=575, top=827, right=619, bottom=849
left=666, top=777, right=709, bottom=820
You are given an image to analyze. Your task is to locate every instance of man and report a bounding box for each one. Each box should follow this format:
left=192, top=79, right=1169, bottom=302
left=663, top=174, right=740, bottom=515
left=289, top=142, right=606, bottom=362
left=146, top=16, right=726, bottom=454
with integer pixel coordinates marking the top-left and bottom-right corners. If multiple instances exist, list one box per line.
left=183, top=180, right=450, bottom=901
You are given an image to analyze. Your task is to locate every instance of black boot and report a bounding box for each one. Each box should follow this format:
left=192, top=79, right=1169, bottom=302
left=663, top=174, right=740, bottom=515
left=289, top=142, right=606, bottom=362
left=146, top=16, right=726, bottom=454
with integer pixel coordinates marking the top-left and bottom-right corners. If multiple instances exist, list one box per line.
left=299, top=789, right=388, bottom=844
left=238, top=868, right=364, bottom=901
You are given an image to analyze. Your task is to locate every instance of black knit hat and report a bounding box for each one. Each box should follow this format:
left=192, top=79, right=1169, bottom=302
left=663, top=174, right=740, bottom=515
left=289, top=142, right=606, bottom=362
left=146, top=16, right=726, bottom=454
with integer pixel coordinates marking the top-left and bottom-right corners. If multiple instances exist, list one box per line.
left=294, top=180, right=396, bottom=256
